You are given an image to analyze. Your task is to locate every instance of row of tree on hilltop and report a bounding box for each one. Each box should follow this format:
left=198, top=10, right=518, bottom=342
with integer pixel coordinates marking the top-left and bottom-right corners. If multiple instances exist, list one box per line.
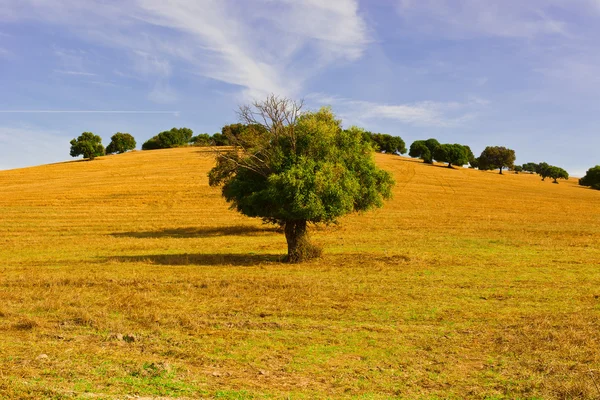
left=69, top=127, right=600, bottom=190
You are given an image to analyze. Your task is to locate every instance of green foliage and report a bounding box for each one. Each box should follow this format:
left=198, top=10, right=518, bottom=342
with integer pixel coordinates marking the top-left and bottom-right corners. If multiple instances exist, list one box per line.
left=536, top=162, right=552, bottom=181
left=209, top=97, right=394, bottom=262
left=142, top=127, right=193, bottom=150
left=536, top=162, right=569, bottom=183
left=522, top=162, right=538, bottom=174
left=190, top=133, right=211, bottom=146
left=433, top=144, right=470, bottom=168
left=547, top=166, right=569, bottom=183
left=579, top=165, right=600, bottom=190
left=477, top=146, right=516, bottom=174
left=210, top=133, right=229, bottom=146
left=409, top=138, right=440, bottom=164
left=106, top=132, right=136, bottom=154
left=69, top=132, right=105, bottom=160
left=364, top=132, right=406, bottom=154
left=513, top=165, right=523, bottom=173
left=463, top=145, right=478, bottom=168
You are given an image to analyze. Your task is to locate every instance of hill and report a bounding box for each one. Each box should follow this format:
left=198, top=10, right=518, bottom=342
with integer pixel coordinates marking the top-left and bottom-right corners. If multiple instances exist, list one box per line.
left=1, top=147, right=599, bottom=399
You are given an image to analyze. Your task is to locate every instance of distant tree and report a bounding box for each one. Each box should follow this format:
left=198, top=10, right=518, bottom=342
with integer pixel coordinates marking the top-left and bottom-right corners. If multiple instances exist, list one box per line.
left=522, top=162, right=538, bottom=174
left=70, top=132, right=105, bottom=160
left=141, top=136, right=162, bottom=150
left=547, top=166, right=569, bottom=183
left=211, top=133, right=229, bottom=146
left=208, top=95, right=394, bottom=263
left=579, top=165, right=600, bottom=190
left=463, top=145, right=478, bottom=168
left=513, top=165, right=523, bottom=174
left=221, top=123, right=246, bottom=141
left=142, top=127, right=193, bottom=150
left=409, top=138, right=440, bottom=164
left=478, top=146, right=516, bottom=174
left=106, top=132, right=136, bottom=154
left=190, top=133, right=211, bottom=146
left=433, top=144, right=470, bottom=168
left=536, top=162, right=552, bottom=181
left=369, top=133, right=407, bottom=154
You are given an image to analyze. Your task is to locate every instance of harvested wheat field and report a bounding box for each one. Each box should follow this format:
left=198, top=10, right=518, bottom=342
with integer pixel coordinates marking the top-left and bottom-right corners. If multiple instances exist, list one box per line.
left=0, top=147, right=599, bottom=399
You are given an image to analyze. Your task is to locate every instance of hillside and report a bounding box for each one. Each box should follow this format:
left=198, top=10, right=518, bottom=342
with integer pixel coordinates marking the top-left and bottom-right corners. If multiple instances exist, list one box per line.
left=1, top=147, right=599, bottom=399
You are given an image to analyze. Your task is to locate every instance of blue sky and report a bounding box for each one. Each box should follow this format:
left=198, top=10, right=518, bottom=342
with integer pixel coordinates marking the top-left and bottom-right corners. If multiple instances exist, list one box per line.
left=0, top=0, right=599, bottom=176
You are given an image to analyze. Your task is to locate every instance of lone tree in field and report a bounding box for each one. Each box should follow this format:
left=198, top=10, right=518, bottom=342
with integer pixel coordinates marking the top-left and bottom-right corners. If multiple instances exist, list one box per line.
left=208, top=95, right=395, bottom=263
left=547, top=166, right=569, bottom=183
left=433, top=143, right=470, bottom=168
left=70, top=132, right=105, bottom=160
left=409, top=138, right=440, bottom=164
left=106, top=132, right=136, bottom=154
left=579, top=165, right=600, bottom=190
left=477, top=146, right=516, bottom=174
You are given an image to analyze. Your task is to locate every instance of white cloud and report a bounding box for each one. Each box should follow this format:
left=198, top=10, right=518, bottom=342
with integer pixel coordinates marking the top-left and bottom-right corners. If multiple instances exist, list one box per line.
left=396, top=0, right=572, bottom=39
left=1, top=0, right=370, bottom=100
left=307, top=93, right=488, bottom=127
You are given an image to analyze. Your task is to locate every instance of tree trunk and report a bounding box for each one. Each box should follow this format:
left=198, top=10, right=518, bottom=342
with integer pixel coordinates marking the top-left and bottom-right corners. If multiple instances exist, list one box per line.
left=447, top=163, right=452, bottom=168
left=499, top=166, right=503, bottom=175
left=283, top=220, right=320, bottom=263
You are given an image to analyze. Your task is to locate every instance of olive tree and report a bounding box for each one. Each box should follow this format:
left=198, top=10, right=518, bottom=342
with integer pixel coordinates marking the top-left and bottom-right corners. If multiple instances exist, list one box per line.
left=536, top=162, right=551, bottom=181
left=106, top=132, right=136, bottom=154
left=548, top=166, right=569, bottom=183
left=409, top=138, right=440, bottom=164
left=142, top=127, right=193, bottom=150
left=478, top=146, right=516, bottom=174
left=208, top=95, right=395, bottom=263
left=579, top=165, right=600, bottom=190
left=70, top=132, right=105, bottom=160
left=433, top=144, right=470, bottom=168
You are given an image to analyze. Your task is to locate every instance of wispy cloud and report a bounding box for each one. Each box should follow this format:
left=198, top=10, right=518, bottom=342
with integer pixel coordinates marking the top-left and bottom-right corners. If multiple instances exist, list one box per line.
left=0, top=47, right=12, bottom=59
left=396, top=0, right=572, bottom=39
left=307, top=93, right=488, bottom=128
left=0, top=110, right=179, bottom=114
left=2, top=0, right=369, bottom=100
left=54, top=69, right=97, bottom=76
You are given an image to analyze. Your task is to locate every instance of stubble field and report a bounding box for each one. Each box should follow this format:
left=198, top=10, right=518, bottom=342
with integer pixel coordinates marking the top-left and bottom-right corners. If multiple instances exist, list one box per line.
left=0, top=147, right=599, bottom=399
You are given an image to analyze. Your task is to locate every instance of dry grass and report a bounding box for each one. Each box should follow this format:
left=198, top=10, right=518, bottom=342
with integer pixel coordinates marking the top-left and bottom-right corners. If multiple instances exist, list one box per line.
left=0, top=147, right=599, bottom=399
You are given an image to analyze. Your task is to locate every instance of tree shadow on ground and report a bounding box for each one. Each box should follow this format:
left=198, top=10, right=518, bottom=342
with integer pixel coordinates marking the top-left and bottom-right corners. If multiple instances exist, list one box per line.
left=111, top=225, right=280, bottom=239
left=108, top=253, right=283, bottom=266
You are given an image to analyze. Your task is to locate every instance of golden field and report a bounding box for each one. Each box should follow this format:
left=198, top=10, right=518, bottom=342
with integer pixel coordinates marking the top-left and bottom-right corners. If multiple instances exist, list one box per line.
left=0, top=147, right=599, bottom=399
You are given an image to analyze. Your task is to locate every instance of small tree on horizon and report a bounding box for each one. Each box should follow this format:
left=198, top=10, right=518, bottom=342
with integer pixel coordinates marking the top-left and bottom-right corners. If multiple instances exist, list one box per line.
left=70, top=132, right=105, bottom=160
left=368, top=133, right=407, bottom=154
left=142, top=127, right=193, bottom=150
left=208, top=95, right=394, bottom=263
left=106, top=132, right=136, bottom=154
left=478, top=146, right=516, bottom=174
